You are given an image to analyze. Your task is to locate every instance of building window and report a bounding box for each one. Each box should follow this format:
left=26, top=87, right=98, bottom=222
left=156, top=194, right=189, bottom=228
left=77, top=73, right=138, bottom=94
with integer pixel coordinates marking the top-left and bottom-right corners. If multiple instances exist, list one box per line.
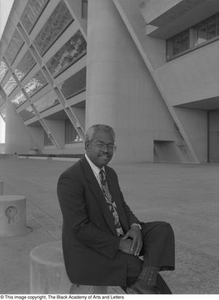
left=193, top=20, right=207, bottom=46
left=46, top=30, right=87, bottom=78
left=20, top=0, right=49, bottom=35
left=11, top=91, right=27, bottom=108
left=0, top=94, right=5, bottom=107
left=4, top=29, right=24, bottom=65
left=44, top=131, right=53, bottom=146
left=0, top=61, right=8, bottom=83
left=82, top=0, right=88, bottom=19
left=0, top=106, right=6, bottom=121
left=59, top=67, right=86, bottom=100
left=24, top=70, right=48, bottom=97
left=14, top=50, right=36, bottom=81
left=19, top=105, right=36, bottom=121
left=33, top=1, right=74, bottom=56
left=32, top=89, right=60, bottom=113
left=3, top=75, right=17, bottom=96
left=167, top=12, right=219, bottom=60
left=65, top=119, right=81, bottom=144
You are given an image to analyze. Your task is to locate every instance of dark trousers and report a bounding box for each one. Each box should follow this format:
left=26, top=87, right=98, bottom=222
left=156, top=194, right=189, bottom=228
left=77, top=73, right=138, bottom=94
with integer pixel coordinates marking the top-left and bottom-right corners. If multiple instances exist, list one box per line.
left=123, top=221, right=175, bottom=290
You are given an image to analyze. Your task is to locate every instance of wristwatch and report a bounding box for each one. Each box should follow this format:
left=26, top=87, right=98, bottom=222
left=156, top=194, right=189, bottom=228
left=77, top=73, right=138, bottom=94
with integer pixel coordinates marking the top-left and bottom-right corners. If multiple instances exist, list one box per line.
left=131, top=223, right=142, bottom=230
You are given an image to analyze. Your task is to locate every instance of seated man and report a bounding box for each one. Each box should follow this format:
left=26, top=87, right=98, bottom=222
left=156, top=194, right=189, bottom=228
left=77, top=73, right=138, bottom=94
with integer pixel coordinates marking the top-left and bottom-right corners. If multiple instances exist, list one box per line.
left=57, top=124, right=175, bottom=294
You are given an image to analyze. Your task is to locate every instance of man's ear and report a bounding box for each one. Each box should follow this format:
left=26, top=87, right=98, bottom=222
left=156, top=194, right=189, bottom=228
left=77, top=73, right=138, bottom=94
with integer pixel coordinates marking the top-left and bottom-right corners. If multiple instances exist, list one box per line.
left=85, top=140, right=89, bottom=150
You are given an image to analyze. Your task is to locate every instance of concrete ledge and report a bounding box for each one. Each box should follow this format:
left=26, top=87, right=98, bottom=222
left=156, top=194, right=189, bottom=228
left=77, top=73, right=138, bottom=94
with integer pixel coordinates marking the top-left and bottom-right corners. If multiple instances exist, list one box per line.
left=18, top=156, right=80, bottom=162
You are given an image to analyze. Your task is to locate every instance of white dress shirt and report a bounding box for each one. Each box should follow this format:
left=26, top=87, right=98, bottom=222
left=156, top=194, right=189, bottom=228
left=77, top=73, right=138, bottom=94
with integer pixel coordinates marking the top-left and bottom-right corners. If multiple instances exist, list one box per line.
left=85, top=154, right=104, bottom=187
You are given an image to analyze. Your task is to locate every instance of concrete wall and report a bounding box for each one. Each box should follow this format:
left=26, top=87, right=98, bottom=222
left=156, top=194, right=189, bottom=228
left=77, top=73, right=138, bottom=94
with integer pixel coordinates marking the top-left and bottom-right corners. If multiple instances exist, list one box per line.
left=209, top=111, right=219, bottom=162
left=0, top=143, right=5, bottom=154
left=5, top=101, right=36, bottom=154
left=86, top=0, right=184, bottom=163
left=155, top=41, right=219, bottom=106
left=174, top=107, right=208, bottom=162
left=140, top=0, right=182, bottom=24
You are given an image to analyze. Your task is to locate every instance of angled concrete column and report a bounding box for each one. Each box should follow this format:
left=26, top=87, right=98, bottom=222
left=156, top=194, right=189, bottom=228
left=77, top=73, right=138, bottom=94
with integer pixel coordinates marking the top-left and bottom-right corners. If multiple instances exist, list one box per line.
left=86, top=0, right=155, bottom=162
left=86, top=0, right=121, bottom=128
left=0, top=195, right=31, bottom=236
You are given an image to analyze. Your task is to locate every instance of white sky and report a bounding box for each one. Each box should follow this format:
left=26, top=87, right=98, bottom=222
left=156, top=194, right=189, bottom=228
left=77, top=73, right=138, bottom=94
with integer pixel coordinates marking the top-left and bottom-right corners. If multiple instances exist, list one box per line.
left=0, top=0, right=14, bottom=143
left=0, top=0, right=14, bottom=37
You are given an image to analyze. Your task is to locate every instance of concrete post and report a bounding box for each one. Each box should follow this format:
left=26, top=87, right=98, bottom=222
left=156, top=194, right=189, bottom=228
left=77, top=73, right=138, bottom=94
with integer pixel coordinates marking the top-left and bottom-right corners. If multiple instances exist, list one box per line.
left=0, top=195, right=31, bottom=236
left=30, top=241, right=109, bottom=294
left=85, top=0, right=155, bottom=162
left=86, top=0, right=120, bottom=129
left=30, top=241, right=72, bottom=294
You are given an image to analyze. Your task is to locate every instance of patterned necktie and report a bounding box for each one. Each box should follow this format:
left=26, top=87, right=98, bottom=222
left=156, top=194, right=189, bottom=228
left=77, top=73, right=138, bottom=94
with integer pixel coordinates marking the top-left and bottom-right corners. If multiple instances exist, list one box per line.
left=99, top=169, right=124, bottom=236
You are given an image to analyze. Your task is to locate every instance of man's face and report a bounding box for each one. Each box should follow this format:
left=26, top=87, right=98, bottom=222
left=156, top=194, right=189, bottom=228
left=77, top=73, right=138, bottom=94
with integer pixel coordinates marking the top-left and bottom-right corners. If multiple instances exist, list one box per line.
left=86, top=130, right=115, bottom=168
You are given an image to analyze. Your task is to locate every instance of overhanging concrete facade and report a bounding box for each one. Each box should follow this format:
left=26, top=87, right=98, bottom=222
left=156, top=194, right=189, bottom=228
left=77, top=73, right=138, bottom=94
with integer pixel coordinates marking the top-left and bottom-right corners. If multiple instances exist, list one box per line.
left=0, top=0, right=219, bottom=163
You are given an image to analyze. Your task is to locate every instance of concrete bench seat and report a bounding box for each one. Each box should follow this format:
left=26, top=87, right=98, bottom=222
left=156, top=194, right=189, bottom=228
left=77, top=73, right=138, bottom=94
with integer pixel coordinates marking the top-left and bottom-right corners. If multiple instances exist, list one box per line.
left=30, top=241, right=109, bottom=294
left=0, top=195, right=31, bottom=236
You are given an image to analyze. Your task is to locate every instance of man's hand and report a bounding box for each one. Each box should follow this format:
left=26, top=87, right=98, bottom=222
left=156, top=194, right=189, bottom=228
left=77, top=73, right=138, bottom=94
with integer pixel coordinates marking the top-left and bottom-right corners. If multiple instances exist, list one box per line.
left=118, top=238, right=134, bottom=255
left=122, top=225, right=143, bottom=256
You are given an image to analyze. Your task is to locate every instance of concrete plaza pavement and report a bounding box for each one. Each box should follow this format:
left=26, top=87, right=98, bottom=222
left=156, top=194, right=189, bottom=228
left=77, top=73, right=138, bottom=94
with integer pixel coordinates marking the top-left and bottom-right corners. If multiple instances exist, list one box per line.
left=0, top=155, right=218, bottom=294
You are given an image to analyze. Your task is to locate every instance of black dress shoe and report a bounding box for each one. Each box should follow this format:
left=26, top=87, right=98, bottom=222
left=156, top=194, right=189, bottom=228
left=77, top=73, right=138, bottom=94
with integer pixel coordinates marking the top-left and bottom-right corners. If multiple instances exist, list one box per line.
left=126, top=281, right=159, bottom=294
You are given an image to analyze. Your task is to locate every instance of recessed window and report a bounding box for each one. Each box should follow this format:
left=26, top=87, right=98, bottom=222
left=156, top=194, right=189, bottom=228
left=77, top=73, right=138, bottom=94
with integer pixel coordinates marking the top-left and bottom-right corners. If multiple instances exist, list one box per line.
left=167, top=12, right=219, bottom=60
left=0, top=61, right=8, bottom=83
left=14, top=50, right=36, bottom=81
left=33, top=89, right=60, bottom=113
left=65, top=119, right=82, bottom=144
left=82, top=0, right=88, bottom=20
left=46, top=30, right=86, bottom=78
left=3, top=75, right=17, bottom=96
left=0, top=94, right=5, bottom=107
left=207, top=15, right=217, bottom=39
left=194, top=21, right=207, bottom=46
left=19, top=105, right=36, bottom=121
left=0, top=106, right=6, bottom=121
left=59, top=67, right=86, bottom=100
left=11, top=91, right=27, bottom=108
left=33, top=1, right=74, bottom=56
left=20, top=0, right=49, bottom=34
left=44, top=131, right=53, bottom=146
left=4, top=29, right=24, bottom=65
left=24, top=70, right=48, bottom=97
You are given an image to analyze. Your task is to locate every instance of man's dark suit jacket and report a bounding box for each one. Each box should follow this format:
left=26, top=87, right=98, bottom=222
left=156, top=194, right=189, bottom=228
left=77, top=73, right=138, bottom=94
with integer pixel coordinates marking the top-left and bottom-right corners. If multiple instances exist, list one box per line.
left=57, top=155, right=140, bottom=286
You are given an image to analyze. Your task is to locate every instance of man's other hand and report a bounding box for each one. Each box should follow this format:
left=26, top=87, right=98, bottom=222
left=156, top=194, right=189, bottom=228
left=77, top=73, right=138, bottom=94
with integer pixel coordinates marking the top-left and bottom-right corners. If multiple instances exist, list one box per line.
left=121, top=226, right=143, bottom=256
left=118, top=238, right=134, bottom=255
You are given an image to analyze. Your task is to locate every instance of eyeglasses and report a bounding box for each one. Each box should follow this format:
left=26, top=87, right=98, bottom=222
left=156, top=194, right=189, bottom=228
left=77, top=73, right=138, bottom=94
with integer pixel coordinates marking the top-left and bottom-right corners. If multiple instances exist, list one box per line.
left=90, top=141, right=117, bottom=152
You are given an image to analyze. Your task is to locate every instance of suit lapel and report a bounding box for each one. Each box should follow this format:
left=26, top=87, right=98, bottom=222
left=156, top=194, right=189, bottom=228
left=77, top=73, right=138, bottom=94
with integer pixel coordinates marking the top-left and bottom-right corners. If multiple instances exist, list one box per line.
left=80, top=157, right=118, bottom=236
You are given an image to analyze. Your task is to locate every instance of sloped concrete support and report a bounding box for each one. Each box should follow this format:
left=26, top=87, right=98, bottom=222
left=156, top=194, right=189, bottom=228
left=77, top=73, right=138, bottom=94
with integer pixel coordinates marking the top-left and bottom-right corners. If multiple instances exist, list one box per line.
left=43, top=119, right=65, bottom=149
left=112, top=0, right=199, bottom=163
left=5, top=101, right=36, bottom=154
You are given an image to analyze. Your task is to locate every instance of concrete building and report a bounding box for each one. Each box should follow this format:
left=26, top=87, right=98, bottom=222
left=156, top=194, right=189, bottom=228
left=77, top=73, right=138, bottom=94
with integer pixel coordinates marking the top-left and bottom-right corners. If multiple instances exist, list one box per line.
left=0, top=0, right=219, bottom=163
